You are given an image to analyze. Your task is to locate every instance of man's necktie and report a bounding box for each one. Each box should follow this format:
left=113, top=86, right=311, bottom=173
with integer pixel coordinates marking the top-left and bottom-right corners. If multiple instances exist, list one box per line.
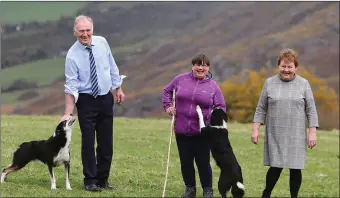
left=85, top=46, right=100, bottom=98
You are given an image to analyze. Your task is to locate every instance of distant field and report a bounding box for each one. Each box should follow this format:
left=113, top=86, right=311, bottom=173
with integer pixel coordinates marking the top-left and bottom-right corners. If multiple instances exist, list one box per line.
left=0, top=2, right=85, bottom=24
left=1, top=58, right=65, bottom=90
left=1, top=116, right=339, bottom=197
left=1, top=58, right=65, bottom=105
left=1, top=89, right=36, bottom=105
left=1, top=88, right=59, bottom=105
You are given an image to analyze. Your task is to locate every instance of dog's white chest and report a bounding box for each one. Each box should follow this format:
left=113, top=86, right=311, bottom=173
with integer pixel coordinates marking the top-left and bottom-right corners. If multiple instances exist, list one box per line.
left=53, top=147, right=70, bottom=166
left=53, top=132, right=71, bottom=166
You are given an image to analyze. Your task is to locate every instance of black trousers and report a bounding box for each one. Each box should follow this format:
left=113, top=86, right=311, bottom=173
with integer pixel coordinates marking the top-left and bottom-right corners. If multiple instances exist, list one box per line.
left=175, top=133, right=212, bottom=188
left=76, top=92, right=114, bottom=186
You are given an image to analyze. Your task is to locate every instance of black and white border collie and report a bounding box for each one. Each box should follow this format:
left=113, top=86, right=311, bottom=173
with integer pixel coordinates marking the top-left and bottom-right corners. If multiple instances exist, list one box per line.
left=1, top=116, right=76, bottom=190
left=196, top=105, right=245, bottom=198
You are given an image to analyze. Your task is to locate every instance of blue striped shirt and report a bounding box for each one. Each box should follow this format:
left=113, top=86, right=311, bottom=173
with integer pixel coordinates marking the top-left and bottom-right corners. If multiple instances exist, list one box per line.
left=64, top=36, right=124, bottom=102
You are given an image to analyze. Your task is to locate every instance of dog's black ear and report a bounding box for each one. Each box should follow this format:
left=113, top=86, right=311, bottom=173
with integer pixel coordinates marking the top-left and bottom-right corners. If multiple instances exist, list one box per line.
left=224, top=113, right=228, bottom=123
left=56, top=120, right=66, bottom=132
left=222, top=110, right=228, bottom=123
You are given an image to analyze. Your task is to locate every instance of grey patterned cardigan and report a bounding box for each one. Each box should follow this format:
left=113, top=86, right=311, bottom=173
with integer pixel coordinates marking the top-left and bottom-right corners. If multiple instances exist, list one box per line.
left=253, top=74, right=319, bottom=169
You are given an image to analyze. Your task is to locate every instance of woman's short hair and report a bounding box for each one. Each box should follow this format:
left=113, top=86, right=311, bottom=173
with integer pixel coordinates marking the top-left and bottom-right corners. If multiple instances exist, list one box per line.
left=192, top=54, right=210, bottom=66
left=277, top=48, right=299, bottom=67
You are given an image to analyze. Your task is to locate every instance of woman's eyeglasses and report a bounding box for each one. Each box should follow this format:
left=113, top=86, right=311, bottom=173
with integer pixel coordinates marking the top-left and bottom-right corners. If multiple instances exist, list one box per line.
left=194, top=64, right=209, bottom=68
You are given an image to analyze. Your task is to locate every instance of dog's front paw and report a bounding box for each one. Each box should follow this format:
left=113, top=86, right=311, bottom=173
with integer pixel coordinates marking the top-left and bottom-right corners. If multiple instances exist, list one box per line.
left=196, top=105, right=202, bottom=114
left=51, top=184, right=57, bottom=190
left=1, top=172, right=7, bottom=183
left=66, top=181, right=72, bottom=190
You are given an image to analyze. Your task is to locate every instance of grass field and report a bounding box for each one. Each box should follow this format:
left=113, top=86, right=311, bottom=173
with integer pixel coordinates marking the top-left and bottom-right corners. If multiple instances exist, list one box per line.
left=0, top=2, right=85, bottom=24
left=1, top=115, right=338, bottom=197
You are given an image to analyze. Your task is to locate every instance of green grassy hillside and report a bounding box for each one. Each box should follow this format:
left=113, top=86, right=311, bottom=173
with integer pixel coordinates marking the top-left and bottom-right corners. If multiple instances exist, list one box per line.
left=1, top=2, right=338, bottom=129
left=0, top=2, right=85, bottom=24
left=1, top=58, right=65, bottom=90
left=1, top=116, right=339, bottom=197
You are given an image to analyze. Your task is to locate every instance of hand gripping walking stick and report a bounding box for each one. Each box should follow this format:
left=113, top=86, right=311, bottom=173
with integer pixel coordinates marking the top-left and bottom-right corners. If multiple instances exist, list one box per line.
left=162, top=89, right=176, bottom=197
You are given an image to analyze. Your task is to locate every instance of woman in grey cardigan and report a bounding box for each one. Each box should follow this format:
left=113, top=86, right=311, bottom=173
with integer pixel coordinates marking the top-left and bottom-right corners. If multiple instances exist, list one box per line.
left=251, top=48, right=318, bottom=198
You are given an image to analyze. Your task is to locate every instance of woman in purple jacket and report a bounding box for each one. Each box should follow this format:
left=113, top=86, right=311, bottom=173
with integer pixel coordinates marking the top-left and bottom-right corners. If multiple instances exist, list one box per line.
left=162, top=54, right=226, bottom=198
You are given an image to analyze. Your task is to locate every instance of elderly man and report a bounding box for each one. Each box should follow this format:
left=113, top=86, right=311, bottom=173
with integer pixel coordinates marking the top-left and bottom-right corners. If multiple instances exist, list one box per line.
left=61, top=15, right=125, bottom=192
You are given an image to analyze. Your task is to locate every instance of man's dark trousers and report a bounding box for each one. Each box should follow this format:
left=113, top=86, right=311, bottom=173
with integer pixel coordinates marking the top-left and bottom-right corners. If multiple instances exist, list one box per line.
left=76, top=92, right=114, bottom=186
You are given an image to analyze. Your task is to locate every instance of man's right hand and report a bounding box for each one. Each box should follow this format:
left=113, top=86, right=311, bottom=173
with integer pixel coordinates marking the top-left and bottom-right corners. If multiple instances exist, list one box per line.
left=166, top=106, right=176, bottom=116
left=61, top=94, right=76, bottom=122
left=60, top=114, right=72, bottom=122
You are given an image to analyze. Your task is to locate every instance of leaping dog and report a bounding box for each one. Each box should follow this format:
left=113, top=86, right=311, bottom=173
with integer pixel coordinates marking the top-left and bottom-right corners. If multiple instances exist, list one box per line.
left=196, top=105, right=245, bottom=198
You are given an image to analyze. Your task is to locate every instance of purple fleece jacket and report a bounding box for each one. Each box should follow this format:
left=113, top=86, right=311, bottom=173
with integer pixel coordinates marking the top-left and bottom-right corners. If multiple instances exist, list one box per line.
left=162, top=72, right=226, bottom=135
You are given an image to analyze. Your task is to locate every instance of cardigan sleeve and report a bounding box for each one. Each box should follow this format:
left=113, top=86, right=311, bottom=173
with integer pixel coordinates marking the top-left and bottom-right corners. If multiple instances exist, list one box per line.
left=253, top=79, right=268, bottom=125
left=304, top=80, right=319, bottom=128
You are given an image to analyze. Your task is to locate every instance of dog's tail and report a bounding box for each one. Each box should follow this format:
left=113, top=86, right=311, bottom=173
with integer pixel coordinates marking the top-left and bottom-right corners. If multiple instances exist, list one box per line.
left=236, top=181, right=245, bottom=190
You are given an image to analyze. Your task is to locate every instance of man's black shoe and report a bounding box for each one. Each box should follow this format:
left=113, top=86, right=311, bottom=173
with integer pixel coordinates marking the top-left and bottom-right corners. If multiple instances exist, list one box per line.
left=84, top=184, right=101, bottom=192
left=98, top=182, right=116, bottom=190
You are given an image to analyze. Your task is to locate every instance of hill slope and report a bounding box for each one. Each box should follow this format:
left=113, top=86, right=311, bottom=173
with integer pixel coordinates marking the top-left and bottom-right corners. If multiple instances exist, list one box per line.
left=2, top=1, right=339, bottom=118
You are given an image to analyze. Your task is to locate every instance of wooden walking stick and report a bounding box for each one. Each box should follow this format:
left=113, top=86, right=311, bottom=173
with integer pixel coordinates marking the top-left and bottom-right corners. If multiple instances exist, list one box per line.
left=162, top=89, right=176, bottom=197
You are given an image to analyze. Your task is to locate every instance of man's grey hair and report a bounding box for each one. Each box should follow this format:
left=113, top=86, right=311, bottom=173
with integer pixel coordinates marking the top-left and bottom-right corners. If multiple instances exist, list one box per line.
left=73, top=15, right=94, bottom=30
